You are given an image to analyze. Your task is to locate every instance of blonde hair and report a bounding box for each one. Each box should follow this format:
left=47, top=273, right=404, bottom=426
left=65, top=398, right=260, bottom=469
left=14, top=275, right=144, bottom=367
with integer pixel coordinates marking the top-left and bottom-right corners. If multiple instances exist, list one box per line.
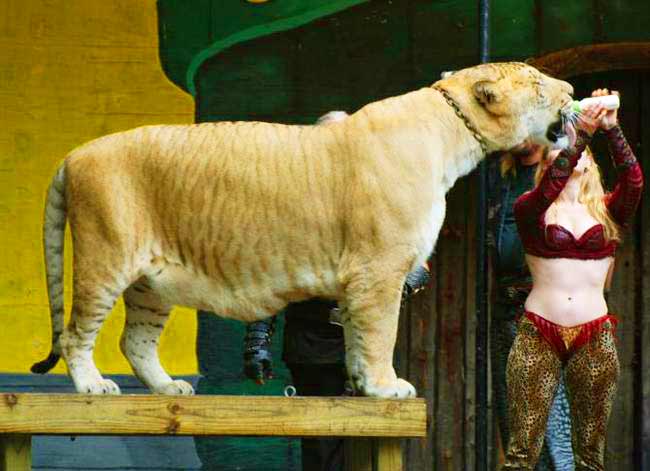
left=500, top=153, right=516, bottom=177
left=535, top=146, right=620, bottom=241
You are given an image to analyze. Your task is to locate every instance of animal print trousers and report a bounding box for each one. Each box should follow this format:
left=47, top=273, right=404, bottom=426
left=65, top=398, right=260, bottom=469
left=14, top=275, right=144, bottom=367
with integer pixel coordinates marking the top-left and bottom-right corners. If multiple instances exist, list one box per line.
left=502, top=315, right=620, bottom=471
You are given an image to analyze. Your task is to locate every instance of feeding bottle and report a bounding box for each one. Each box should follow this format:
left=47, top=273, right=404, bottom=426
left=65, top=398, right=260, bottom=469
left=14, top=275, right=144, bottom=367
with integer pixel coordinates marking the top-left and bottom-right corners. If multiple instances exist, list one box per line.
left=571, top=95, right=620, bottom=113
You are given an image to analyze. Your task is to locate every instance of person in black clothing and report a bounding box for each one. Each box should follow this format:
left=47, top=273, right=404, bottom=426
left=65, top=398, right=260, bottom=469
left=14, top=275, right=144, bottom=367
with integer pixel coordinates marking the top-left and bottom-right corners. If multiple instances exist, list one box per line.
left=246, top=298, right=347, bottom=471
left=243, top=268, right=430, bottom=471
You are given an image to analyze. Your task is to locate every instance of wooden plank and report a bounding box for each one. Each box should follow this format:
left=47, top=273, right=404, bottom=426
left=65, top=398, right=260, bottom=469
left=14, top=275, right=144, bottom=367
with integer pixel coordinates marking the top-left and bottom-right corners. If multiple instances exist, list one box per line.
left=406, top=247, right=437, bottom=469
left=0, top=434, right=31, bottom=471
left=345, top=438, right=373, bottom=471
left=0, top=374, right=203, bottom=470
left=601, top=73, right=639, bottom=470
left=0, top=394, right=426, bottom=438
left=375, top=438, right=403, bottom=471
left=638, top=69, right=650, bottom=471
left=486, top=245, right=498, bottom=469
left=464, top=171, right=479, bottom=471
left=528, top=42, right=650, bottom=79
left=434, top=179, right=470, bottom=470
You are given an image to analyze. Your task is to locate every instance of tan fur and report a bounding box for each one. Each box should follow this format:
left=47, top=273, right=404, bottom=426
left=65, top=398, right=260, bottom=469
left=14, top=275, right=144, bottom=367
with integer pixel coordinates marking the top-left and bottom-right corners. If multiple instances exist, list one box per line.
left=35, top=62, right=574, bottom=397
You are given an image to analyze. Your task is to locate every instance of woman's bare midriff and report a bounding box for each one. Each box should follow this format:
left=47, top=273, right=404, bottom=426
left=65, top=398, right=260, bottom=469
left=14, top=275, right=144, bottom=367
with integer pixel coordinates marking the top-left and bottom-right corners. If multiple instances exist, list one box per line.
left=524, top=254, right=613, bottom=327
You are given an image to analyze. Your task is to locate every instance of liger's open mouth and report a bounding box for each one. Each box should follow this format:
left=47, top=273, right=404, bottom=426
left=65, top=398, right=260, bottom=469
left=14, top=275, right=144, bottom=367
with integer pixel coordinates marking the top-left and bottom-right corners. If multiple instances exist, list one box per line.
left=561, top=104, right=579, bottom=148
left=546, top=105, right=578, bottom=149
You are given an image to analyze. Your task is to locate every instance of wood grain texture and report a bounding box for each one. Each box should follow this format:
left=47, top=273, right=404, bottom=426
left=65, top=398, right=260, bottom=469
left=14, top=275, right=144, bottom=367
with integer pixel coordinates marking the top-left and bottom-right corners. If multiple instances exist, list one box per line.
left=528, top=42, right=650, bottom=79
left=464, top=174, right=478, bottom=471
left=0, top=394, right=426, bottom=438
left=345, top=438, right=373, bottom=471
left=600, top=75, right=638, bottom=470
left=0, top=435, right=31, bottom=471
left=406, top=265, right=436, bottom=470
left=375, top=438, right=403, bottom=471
left=638, top=69, right=650, bottom=471
left=434, top=179, right=470, bottom=470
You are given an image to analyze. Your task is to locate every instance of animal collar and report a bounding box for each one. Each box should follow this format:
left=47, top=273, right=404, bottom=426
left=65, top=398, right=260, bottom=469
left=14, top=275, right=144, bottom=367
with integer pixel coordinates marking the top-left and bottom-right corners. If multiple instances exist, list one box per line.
left=433, top=85, right=488, bottom=155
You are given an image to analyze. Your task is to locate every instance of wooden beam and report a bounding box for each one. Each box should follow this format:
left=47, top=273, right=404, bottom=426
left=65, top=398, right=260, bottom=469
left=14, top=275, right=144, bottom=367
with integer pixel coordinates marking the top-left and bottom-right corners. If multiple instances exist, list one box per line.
left=0, top=394, right=426, bottom=438
left=527, top=42, right=650, bottom=79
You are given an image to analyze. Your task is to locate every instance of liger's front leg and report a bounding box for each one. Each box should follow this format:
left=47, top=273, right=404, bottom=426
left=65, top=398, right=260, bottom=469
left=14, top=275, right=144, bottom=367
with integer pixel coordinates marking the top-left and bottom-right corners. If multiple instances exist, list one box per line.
left=341, top=259, right=416, bottom=399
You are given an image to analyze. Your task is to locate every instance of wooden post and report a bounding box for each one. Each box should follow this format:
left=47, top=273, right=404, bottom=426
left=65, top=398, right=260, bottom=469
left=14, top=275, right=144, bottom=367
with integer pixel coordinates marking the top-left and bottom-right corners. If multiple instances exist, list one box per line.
left=346, top=438, right=403, bottom=471
left=345, top=438, right=373, bottom=471
left=375, top=438, right=402, bottom=471
left=0, top=434, right=31, bottom=471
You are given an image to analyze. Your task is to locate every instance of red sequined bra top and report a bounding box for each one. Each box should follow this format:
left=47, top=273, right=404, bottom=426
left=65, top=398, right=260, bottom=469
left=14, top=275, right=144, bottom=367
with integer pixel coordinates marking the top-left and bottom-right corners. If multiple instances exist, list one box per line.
left=514, top=125, right=644, bottom=260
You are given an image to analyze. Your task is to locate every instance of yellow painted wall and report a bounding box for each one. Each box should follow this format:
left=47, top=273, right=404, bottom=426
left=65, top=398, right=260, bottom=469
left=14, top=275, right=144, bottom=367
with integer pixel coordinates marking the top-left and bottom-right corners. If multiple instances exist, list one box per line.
left=0, top=0, right=197, bottom=374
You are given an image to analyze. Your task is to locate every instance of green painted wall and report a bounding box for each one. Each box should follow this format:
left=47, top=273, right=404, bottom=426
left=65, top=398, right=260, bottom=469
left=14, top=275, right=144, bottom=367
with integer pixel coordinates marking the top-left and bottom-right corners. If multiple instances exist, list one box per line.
left=158, top=0, right=369, bottom=95
left=159, top=0, right=650, bottom=99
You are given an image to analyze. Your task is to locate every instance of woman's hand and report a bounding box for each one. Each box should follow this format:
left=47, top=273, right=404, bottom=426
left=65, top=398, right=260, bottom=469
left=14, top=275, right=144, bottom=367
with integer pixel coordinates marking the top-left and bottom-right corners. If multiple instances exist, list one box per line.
left=577, top=102, right=606, bottom=136
left=592, top=88, right=619, bottom=130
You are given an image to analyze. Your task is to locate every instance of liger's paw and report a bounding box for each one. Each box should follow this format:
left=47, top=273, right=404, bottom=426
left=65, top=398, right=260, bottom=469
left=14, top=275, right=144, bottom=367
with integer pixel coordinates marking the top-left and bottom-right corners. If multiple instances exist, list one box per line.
left=156, top=380, right=195, bottom=396
left=78, top=378, right=121, bottom=395
left=359, top=377, right=417, bottom=399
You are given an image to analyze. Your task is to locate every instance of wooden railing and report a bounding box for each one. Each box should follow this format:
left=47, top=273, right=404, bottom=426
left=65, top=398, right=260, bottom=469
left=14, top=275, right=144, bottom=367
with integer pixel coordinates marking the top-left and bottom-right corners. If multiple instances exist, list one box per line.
left=0, top=393, right=426, bottom=471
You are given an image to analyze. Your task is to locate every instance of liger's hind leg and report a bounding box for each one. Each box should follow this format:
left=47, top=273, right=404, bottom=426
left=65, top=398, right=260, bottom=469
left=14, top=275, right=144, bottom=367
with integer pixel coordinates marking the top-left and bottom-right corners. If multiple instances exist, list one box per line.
left=120, top=279, right=194, bottom=395
left=60, top=277, right=124, bottom=394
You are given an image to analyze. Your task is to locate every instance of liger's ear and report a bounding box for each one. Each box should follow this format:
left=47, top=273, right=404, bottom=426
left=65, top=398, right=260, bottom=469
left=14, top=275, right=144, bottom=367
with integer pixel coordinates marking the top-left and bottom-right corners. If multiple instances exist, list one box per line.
left=472, top=80, right=502, bottom=108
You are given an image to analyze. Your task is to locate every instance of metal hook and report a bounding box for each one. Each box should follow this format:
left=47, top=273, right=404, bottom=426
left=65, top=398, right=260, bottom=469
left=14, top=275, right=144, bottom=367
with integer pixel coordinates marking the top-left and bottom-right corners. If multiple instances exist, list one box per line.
left=284, top=385, right=297, bottom=397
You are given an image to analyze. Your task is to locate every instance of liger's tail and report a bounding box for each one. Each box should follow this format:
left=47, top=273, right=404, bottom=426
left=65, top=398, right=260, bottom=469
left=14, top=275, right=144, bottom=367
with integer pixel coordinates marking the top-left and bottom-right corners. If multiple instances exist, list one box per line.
left=31, top=164, right=67, bottom=374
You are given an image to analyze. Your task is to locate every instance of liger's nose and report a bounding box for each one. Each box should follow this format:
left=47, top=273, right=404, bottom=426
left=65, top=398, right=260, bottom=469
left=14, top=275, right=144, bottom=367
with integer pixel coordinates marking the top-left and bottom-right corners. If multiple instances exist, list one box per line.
left=560, top=80, right=574, bottom=96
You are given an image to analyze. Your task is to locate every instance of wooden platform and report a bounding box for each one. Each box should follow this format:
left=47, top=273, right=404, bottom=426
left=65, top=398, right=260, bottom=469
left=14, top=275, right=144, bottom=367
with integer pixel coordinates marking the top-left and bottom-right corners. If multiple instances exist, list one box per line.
left=0, top=393, right=427, bottom=471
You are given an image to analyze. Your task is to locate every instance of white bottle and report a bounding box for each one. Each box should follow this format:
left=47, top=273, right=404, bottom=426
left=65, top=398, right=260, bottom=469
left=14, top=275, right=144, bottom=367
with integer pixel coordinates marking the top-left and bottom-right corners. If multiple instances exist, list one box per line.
left=571, top=95, right=620, bottom=112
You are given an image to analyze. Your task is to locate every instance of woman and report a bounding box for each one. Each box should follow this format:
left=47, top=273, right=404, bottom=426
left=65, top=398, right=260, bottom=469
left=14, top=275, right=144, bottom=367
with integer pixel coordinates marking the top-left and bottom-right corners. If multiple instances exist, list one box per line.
left=488, top=143, right=574, bottom=470
left=503, top=89, right=643, bottom=470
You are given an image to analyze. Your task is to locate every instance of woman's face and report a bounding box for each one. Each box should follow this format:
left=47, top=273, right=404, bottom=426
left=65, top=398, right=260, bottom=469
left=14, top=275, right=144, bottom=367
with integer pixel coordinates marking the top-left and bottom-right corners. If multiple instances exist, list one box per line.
left=511, top=142, right=545, bottom=164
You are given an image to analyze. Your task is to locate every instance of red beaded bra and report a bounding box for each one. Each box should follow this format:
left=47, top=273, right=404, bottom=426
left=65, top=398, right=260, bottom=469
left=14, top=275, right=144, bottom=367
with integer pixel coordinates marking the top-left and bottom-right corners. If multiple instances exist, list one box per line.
left=541, top=223, right=615, bottom=259
left=514, top=126, right=643, bottom=260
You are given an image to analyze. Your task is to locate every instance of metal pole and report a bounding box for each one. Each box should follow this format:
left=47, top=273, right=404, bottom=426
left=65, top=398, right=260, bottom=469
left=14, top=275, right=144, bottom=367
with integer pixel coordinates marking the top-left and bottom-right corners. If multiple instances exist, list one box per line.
left=476, top=0, right=490, bottom=470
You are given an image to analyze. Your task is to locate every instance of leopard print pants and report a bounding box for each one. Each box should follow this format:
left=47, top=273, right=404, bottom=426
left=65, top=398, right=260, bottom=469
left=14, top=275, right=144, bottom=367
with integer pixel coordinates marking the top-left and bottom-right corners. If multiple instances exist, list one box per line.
left=502, top=316, right=619, bottom=471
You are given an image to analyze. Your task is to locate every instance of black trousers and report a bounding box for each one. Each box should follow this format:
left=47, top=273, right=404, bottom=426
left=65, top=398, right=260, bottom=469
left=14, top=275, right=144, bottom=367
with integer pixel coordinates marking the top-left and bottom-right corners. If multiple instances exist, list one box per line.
left=287, top=363, right=347, bottom=471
